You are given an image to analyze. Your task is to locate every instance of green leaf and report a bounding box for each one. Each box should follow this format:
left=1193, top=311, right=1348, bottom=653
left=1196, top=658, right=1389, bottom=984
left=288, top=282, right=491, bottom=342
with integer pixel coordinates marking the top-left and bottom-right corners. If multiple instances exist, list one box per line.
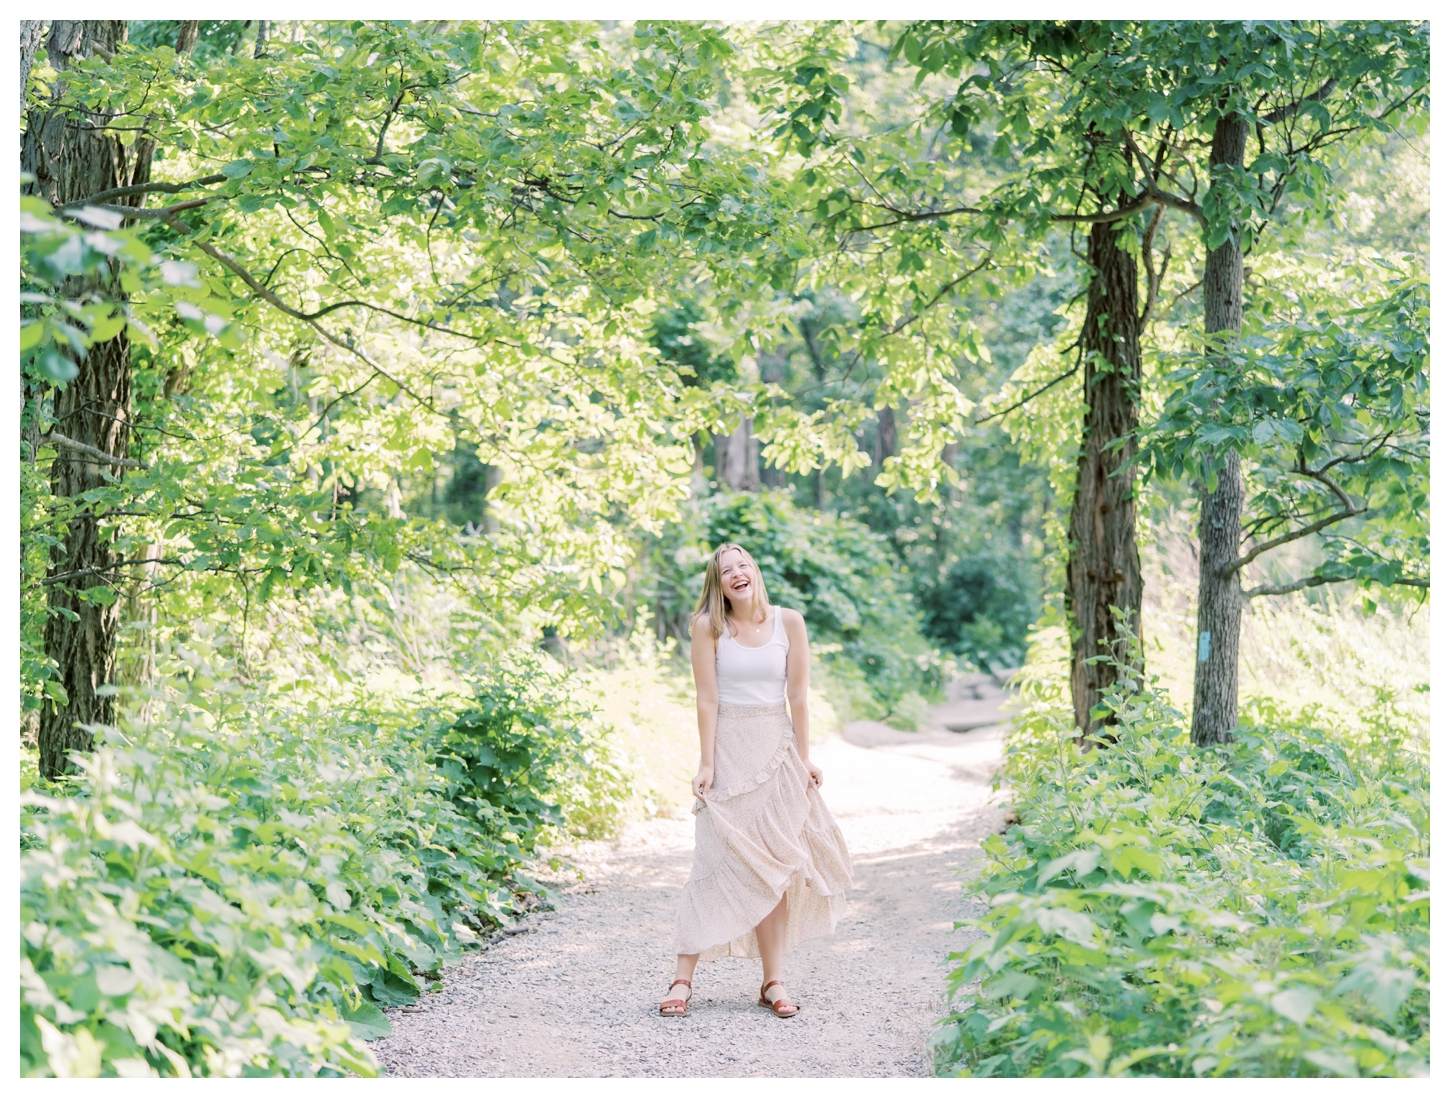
left=36, top=347, right=78, bottom=384
left=1269, top=986, right=1319, bottom=1025
left=221, top=159, right=254, bottom=179
left=1036, top=848, right=1100, bottom=889
left=981, top=971, right=1039, bottom=1001
left=341, top=999, right=392, bottom=1040
left=1302, top=1049, right=1359, bottom=1078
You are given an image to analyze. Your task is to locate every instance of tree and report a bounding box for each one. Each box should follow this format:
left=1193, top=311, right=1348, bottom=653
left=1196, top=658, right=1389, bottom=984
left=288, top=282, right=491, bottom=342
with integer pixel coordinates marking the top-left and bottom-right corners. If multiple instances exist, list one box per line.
left=778, top=21, right=1166, bottom=735
left=27, top=21, right=955, bottom=775
left=22, top=20, right=200, bottom=777
left=1064, top=220, right=1144, bottom=738
left=885, top=19, right=1428, bottom=743
left=20, top=21, right=780, bottom=773
left=1062, top=21, right=1430, bottom=743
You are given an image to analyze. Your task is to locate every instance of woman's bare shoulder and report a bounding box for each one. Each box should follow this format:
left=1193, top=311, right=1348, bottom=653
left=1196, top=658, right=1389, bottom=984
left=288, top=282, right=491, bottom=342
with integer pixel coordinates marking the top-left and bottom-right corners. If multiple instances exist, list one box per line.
left=691, top=612, right=717, bottom=642
left=780, top=607, right=808, bottom=630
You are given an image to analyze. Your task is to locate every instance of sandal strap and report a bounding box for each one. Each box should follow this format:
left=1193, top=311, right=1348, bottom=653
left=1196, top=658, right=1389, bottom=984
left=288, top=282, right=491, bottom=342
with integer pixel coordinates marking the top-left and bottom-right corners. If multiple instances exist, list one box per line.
left=669, top=979, right=691, bottom=990
left=761, top=980, right=782, bottom=993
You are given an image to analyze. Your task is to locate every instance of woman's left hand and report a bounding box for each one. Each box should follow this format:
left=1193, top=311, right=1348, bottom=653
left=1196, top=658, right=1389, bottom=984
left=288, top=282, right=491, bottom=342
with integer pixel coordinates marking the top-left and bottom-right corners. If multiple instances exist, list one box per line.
left=805, top=760, right=824, bottom=789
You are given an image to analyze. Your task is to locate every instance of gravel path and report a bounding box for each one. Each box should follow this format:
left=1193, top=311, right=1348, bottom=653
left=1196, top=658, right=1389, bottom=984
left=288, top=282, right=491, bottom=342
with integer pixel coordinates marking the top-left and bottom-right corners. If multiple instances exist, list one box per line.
left=371, top=678, right=1010, bottom=1078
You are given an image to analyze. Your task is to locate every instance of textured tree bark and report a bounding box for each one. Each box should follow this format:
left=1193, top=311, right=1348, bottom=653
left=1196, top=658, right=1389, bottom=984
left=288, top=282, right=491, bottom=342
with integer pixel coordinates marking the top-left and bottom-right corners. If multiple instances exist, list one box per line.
left=714, top=416, right=760, bottom=491
left=480, top=464, right=503, bottom=534
left=25, top=21, right=199, bottom=778
left=1191, top=114, right=1251, bottom=746
left=175, top=20, right=200, bottom=55
left=1065, top=220, right=1144, bottom=740
left=20, top=20, right=45, bottom=116
left=874, top=405, right=896, bottom=468
left=24, top=21, right=137, bottom=778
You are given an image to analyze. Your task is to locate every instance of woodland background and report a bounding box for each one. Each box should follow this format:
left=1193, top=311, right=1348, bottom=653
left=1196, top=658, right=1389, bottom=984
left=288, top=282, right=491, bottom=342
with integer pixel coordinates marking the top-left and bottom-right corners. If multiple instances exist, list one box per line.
left=19, top=19, right=1428, bottom=1077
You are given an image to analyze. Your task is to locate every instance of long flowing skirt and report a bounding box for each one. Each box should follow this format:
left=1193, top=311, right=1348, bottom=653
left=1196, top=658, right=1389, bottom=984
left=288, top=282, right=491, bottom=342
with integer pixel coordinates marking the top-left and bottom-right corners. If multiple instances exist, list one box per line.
left=672, top=703, right=854, bottom=961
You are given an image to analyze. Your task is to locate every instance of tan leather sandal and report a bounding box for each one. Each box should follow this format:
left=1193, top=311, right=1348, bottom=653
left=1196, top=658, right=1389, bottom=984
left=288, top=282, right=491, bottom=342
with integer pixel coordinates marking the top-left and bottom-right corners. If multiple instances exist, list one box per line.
left=759, top=980, right=799, bottom=1017
left=659, top=979, right=692, bottom=1016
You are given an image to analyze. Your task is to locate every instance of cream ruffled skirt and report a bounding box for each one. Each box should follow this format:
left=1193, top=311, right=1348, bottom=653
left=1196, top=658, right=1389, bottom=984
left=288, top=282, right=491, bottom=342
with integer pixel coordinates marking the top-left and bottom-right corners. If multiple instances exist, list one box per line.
left=672, top=703, right=854, bottom=961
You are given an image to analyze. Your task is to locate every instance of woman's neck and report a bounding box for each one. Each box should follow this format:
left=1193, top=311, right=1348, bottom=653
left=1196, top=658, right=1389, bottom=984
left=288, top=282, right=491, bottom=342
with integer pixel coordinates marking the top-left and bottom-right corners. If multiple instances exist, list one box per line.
left=726, top=604, right=765, bottom=625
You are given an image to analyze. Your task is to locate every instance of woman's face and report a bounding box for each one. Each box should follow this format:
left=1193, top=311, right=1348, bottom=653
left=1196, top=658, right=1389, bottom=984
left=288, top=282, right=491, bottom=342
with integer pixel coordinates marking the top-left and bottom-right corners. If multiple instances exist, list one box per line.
left=718, top=549, right=754, bottom=606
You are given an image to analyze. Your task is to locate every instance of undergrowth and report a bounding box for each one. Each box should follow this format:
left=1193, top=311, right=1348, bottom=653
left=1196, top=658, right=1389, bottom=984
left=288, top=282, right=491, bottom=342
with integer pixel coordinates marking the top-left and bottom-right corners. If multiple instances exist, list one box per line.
left=20, top=644, right=629, bottom=1078
left=934, top=641, right=1429, bottom=1078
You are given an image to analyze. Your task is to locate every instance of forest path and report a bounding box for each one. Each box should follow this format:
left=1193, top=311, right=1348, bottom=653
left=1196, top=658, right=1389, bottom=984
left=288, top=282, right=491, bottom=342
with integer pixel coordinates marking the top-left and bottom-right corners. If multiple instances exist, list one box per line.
left=371, top=675, right=1012, bottom=1078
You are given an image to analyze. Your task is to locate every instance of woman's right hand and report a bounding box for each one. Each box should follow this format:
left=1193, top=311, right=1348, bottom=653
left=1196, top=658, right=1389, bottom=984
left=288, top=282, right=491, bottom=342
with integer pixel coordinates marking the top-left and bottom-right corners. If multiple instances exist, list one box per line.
left=692, top=765, right=715, bottom=800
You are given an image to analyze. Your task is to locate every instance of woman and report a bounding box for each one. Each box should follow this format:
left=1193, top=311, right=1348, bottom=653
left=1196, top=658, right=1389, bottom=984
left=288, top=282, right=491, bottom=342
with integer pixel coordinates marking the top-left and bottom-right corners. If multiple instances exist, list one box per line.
left=659, top=543, right=853, bottom=1018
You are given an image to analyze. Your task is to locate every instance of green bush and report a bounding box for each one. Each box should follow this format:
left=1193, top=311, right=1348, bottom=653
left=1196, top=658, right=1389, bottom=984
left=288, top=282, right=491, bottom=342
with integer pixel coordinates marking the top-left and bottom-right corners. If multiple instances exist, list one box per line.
left=21, top=647, right=629, bottom=1078
left=644, top=490, right=949, bottom=721
left=935, top=656, right=1429, bottom=1078
left=916, top=548, right=1038, bottom=672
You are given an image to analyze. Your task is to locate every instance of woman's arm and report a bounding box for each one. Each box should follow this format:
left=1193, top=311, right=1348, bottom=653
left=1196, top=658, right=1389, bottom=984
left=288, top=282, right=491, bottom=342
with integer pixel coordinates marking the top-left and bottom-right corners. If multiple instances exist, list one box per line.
left=783, top=609, right=822, bottom=787
left=690, top=614, right=719, bottom=798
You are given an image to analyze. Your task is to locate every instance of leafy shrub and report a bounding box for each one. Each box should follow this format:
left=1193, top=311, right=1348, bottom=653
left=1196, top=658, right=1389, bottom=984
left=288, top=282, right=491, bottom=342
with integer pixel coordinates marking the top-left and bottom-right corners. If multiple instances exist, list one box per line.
left=21, top=647, right=629, bottom=1077
left=644, top=490, right=948, bottom=721
left=935, top=652, right=1429, bottom=1078
left=916, top=549, right=1038, bottom=672
left=438, top=658, right=632, bottom=844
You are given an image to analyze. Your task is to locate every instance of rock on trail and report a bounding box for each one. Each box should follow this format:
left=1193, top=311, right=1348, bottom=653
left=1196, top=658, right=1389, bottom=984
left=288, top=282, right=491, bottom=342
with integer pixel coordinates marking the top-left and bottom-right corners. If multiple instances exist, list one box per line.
left=371, top=675, right=1011, bottom=1078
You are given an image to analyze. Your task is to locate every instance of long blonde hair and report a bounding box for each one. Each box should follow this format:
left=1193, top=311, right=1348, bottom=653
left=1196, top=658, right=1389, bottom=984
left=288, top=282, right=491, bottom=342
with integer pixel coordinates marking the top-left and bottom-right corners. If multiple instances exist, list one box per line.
left=692, top=542, right=771, bottom=640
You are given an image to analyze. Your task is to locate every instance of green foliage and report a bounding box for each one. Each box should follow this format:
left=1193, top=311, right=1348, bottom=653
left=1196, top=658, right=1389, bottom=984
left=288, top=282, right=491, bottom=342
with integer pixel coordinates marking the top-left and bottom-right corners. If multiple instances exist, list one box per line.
left=893, top=20, right=1428, bottom=251
left=643, top=490, right=947, bottom=722
left=650, top=300, right=738, bottom=389
left=1147, top=268, right=1428, bottom=595
left=20, top=646, right=628, bottom=1078
left=20, top=192, right=237, bottom=386
left=917, top=548, right=1037, bottom=672
left=935, top=648, right=1429, bottom=1077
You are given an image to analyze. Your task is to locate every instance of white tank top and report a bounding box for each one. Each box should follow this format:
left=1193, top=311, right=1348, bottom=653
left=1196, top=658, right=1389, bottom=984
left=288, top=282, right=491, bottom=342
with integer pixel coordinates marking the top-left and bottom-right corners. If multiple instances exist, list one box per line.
left=715, top=606, right=789, bottom=706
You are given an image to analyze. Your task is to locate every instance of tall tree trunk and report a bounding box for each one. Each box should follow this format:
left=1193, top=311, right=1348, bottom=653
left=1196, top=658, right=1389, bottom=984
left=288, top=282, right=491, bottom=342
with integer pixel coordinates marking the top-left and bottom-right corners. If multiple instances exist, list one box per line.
left=480, top=463, right=503, bottom=534
left=714, top=416, right=760, bottom=491
left=874, top=405, right=896, bottom=468
left=24, top=21, right=197, bottom=778
left=1191, top=114, right=1250, bottom=746
left=20, top=20, right=45, bottom=116
left=24, top=21, right=134, bottom=779
left=1065, top=220, right=1144, bottom=740
left=175, top=20, right=200, bottom=55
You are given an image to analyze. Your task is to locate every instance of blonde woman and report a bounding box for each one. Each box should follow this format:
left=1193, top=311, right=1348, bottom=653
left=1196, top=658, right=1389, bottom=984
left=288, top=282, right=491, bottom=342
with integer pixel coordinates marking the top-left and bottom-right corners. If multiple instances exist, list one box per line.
left=658, top=543, right=853, bottom=1018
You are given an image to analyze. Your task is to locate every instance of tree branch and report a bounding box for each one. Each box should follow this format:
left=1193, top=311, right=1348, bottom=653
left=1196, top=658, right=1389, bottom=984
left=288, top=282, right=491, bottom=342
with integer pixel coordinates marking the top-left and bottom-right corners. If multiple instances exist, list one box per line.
left=975, top=361, right=1079, bottom=425
left=1138, top=202, right=1167, bottom=332
left=1051, top=190, right=1157, bottom=224
left=42, top=557, right=184, bottom=586
left=1224, top=465, right=1365, bottom=576
left=1244, top=572, right=1429, bottom=600
left=169, top=218, right=449, bottom=423
left=1242, top=573, right=1347, bottom=599
left=366, top=87, right=406, bottom=164
left=1227, top=506, right=1364, bottom=576
left=42, top=431, right=148, bottom=469
left=1262, top=78, right=1338, bottom=125
left=60, top=198, right=214, bottom=222
left=57, top=172, right=227, bottom=210
left=846, top=203, right=982, bottom=233
left=1226, top=505, right=1364, bottom=575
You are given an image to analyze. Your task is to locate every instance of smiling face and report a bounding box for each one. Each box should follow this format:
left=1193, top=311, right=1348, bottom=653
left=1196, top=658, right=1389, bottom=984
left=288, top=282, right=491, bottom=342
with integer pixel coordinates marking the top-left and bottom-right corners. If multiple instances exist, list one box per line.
left=693, top=541, right=770, bottom=638
left=718, top=547, right=754, bottom=608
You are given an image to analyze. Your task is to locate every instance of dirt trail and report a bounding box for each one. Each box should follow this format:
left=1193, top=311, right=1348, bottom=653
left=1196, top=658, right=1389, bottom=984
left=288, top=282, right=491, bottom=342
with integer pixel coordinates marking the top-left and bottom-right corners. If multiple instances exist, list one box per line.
left=371, top=675, right=1011, bottom=1078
